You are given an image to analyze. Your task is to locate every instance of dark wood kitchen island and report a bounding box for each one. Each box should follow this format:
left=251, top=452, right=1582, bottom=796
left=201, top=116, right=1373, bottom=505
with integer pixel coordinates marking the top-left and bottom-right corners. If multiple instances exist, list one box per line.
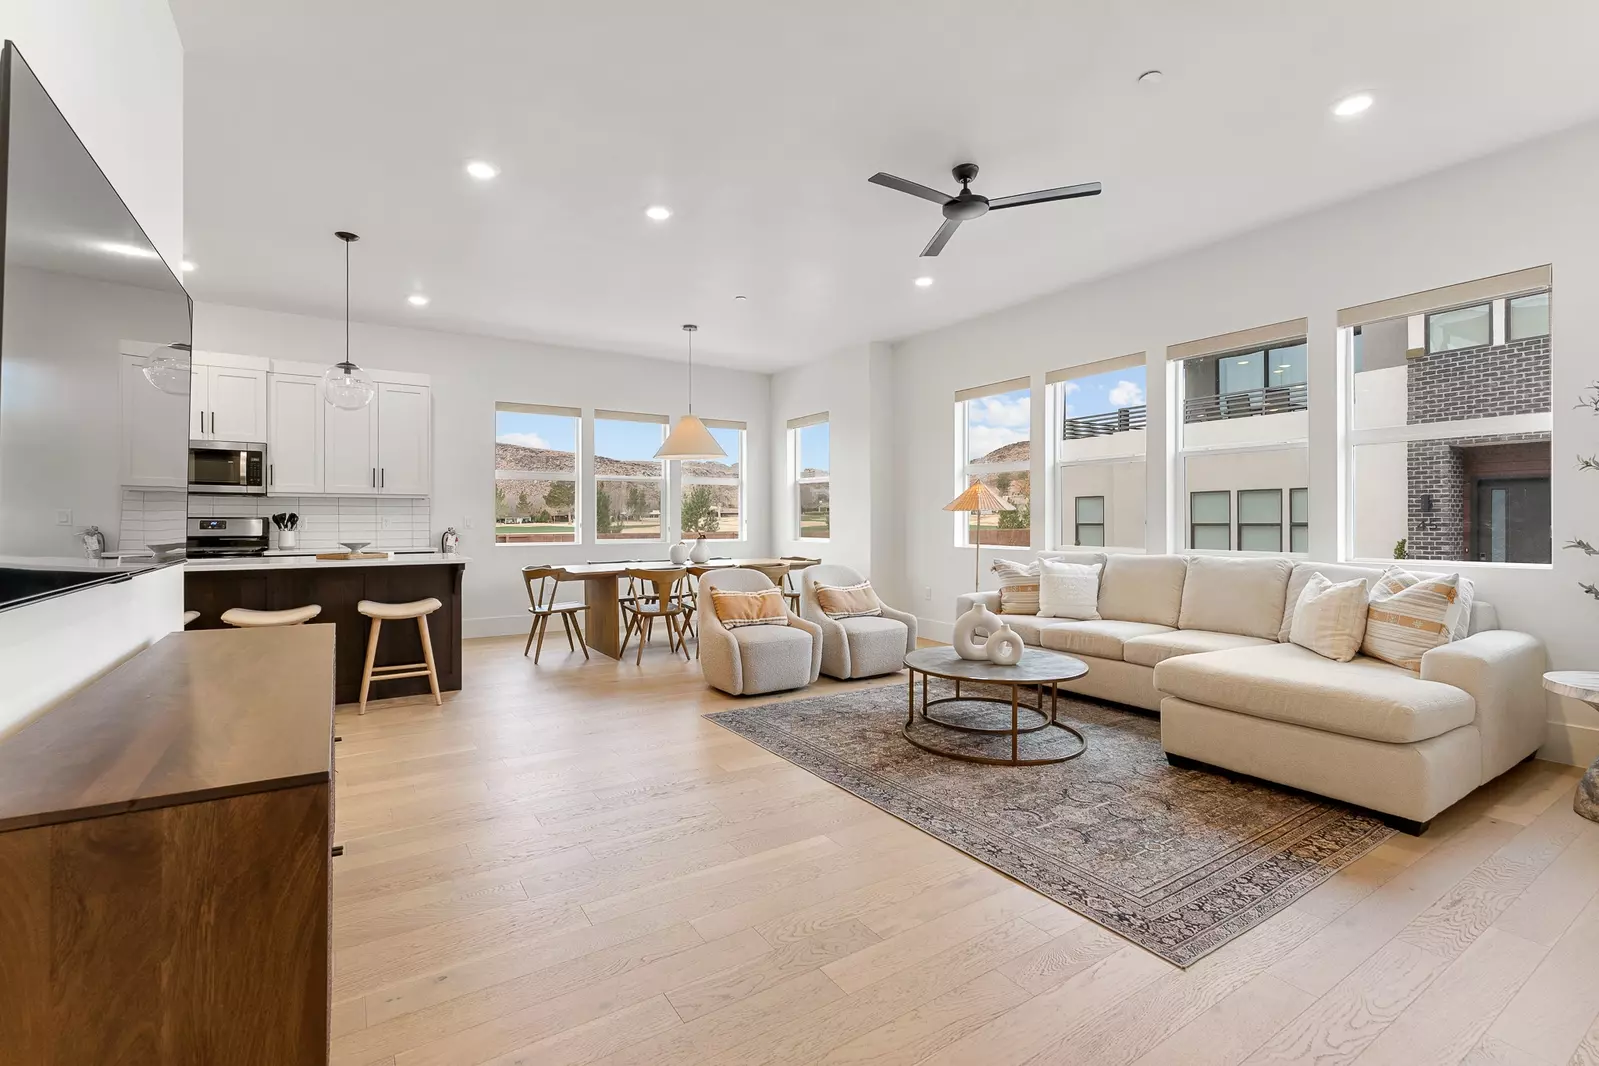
left=184, top=552, right=468, bottom=705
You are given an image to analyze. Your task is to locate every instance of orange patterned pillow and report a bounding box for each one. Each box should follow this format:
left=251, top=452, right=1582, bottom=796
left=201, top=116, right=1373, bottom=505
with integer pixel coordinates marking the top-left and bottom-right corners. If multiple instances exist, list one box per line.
left=711, top=587, right=789, bottom=628
left=815, top=581, right=883, bottom=619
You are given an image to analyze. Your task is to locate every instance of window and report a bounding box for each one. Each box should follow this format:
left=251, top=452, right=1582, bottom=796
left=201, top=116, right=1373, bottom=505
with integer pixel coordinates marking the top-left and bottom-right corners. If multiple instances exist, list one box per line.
left=1173, top=320, right=1309, bottom=554
left=1508, top=291, right=1550, bottom=341
left=592, top=411, right=666, bottom=541
left=1290, top=488, right=1309, bottom=553
left=1426, top=303, right=1491, bottom=353
left=1190, top=491, right=1230, bottom=550
left=681, top=420, right=744, bottom=540
left=1052, top=355, right=1146, bottom=550
left=1074, top=496, right=1105, bottom=547
left=957, top=378, right=1031, bottom=547
left=790, top=414, right=829, bottom=540
left=495, top=403, right=580, bottom=544
left=1237, top=489, right=1283, bottom=552
left=1343, top=267, right=1552, bottom=564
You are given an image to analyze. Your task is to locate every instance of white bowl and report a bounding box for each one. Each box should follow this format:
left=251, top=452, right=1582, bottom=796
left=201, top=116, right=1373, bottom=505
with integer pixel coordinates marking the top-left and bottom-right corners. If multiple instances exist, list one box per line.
left=339, top=540, right=371, bottom=554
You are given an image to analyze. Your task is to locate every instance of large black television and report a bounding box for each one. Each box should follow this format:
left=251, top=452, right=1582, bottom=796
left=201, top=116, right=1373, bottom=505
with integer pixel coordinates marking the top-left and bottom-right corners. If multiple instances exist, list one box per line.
left=0, top=42, right=192, bottom=611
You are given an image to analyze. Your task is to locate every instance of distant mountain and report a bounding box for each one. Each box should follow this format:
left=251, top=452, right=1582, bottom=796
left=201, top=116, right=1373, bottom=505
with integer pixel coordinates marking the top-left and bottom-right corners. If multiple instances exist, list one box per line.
left=494, top=441, right=739, bottom=478
left=976, top=440, right=1030, bottom=465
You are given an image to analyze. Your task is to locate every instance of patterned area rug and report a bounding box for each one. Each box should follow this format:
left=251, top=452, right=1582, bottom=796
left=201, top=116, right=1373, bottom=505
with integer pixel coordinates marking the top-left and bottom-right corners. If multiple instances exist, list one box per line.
left=707, top=679, right=1392, bottom=966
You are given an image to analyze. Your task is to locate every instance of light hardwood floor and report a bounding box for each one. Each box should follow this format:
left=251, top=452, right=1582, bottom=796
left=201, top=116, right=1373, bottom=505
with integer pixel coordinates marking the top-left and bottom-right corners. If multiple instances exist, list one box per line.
left=329, top=633, right=1599, bottom=1066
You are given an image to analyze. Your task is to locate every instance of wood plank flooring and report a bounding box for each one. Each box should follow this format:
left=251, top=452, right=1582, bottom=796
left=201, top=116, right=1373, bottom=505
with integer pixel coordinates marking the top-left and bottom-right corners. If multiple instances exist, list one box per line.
left=329, top=633, right=1599, bottom=1066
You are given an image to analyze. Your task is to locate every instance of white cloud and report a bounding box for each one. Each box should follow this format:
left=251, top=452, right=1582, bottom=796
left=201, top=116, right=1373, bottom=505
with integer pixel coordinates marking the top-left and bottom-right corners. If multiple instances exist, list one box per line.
left=968, top=424, right=1027, bottom=458
left=1059, top=381, right=1080, bottom=395
left=970, top=393, right=1030, bottom=430
left=497, top=431, right=550, bottom=449
left=1108, top=380, right=1145, bottom=408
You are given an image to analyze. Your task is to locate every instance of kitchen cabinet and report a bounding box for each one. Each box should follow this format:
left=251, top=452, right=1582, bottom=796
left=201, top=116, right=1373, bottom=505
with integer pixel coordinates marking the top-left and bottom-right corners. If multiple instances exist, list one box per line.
left=323, top=396, right=378, bottom=494
left=375, top=382, right=431, bottom=495
left=267, top=374, right=323, bottom=494
left=119, top=353, right=189, bottom=488
left=191, top=362, right=268, bottom=443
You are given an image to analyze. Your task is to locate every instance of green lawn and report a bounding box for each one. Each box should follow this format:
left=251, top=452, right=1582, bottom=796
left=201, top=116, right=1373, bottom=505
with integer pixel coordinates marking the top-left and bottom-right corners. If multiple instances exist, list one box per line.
left=799, top=511, right=830, bottom=539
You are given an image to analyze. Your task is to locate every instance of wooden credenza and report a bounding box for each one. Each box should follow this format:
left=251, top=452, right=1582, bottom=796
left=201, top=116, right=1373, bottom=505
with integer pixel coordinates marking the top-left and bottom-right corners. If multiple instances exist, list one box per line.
left=0, top=624, right=336, bottom=1065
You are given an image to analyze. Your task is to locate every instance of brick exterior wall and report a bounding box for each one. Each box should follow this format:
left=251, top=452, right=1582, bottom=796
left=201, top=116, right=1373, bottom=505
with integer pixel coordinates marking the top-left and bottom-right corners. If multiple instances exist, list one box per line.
left=1406, top=336, right=1550, bottom=424
left=1404, top=431, right=1549, bottom=561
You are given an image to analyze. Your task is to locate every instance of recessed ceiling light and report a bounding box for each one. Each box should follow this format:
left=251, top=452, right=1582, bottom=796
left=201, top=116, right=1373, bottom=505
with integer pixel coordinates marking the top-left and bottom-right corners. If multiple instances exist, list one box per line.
left=1237, top=359, right=1251, bottom=366
left=733, top=295, right=747, bottom=301
left=180, top=260, right=196, bottom=272
left=1332, top=92, right=1373, bottom=118
left=914, top=276, right=934, bottom=288
left=96, top=241, right=158, bottom=259
left=645, top=205, right=672, bottom=221
left=465, top=160, right=499, bottom=180
left=407, top=294, right=430, bottom=307
left=1137, top=70, right=1163, bottom=85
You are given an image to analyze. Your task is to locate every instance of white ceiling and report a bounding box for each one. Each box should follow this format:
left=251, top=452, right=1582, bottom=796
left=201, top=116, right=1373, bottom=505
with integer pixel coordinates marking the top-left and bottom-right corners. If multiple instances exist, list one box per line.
left=171, top=0, right=1599, bottom=372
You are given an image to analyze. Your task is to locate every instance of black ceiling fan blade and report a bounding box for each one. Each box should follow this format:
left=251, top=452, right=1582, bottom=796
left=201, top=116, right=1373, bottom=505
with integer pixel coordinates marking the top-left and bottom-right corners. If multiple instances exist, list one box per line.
left=869, top=172, right=953, bottom=204
left=920, top=217, right=961, bottom=257
left=987, top=181, right=1103, bottom=211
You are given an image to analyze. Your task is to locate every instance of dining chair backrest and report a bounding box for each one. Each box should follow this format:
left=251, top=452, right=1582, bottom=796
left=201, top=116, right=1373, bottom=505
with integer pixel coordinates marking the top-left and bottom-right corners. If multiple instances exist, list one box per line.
left=740, top=561, right=790, bottom=586
left=625, top=567, right=687, bottom=613
left=522, top=566, right=569, bottom=612
left=779, top=556, right=821, bottom=593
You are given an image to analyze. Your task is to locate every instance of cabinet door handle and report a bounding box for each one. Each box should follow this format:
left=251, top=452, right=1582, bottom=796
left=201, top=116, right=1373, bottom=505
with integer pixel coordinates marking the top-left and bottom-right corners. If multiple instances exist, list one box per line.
left=381, top=468, right=385, bottom=489
left=371, top=467, right=376, bottom=488
left=269, top=463, right=274, bottom=487
left=197, top=409, right=202, bottom=436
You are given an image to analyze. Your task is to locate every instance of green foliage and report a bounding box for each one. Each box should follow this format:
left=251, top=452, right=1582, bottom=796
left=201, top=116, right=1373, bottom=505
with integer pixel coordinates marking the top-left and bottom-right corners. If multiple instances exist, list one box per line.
left=596, top=489, right=623, bottom=535
left=534, top=509, right=552, bottom=524
left=1393, top=538, right=1407, bottom=560
left=495, top=485, right=506, bottom=508
left=681, top=484, right=721, bottom=535
left=544, top=481, right=575, bottom=520
left=997, top=505, right=1030, bottom=530
left=626, top=484, right=648, bottom=519
left=515, top=490, right=531, bottom=516
left=993, top=471, right=1013, bottom=496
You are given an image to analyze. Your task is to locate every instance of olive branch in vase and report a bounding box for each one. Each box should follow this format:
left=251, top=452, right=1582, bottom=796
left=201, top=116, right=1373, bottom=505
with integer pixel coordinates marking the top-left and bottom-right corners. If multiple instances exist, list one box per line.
left=1569, top=382, right=1599, bottom=600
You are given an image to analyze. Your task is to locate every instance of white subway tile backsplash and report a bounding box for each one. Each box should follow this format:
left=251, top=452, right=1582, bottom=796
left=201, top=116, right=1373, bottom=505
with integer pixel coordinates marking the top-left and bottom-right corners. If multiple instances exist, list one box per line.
left=117, top=491, right=433, bottom=552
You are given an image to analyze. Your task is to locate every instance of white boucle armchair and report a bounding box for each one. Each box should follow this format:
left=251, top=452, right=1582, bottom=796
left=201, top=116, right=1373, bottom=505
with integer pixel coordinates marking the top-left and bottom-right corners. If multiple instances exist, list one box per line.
left=698, top=568, right=822, bottom=696
left=801, top=565, right=918, bottom=680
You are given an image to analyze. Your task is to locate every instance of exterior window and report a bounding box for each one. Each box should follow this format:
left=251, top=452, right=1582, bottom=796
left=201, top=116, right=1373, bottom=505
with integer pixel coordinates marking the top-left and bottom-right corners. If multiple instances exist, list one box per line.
left=1426, top=303, right=1491, bottom=353
left=791, top=414, right=830, bottom=540
left=957, top=380, right=1031, bottom=547
left=494, top=402, right=580, bottom=544
left=593, top=412, right=666, bottom=541
left=1346, top=274, right=1551, bottom=564
left=1190, top=491, right=1231, bottom=550
left=1290, top=488, right=1309, bottom=553
left=1174, top=324, right=1308, bottom=554
left=681, top=420, right=744, bottom=540
left=1237, top=489, right=1283, bottom=552
left=1074, top=496, right=1106, bottom=547
left=1053, top=356, right=1146, bottom=550
left=1508, top=291, right=1550, bottom=341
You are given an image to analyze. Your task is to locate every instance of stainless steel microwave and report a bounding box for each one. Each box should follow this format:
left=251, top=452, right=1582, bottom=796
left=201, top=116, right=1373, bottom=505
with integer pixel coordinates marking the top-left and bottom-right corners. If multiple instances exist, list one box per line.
left=188, top=440, right=267, bottom=495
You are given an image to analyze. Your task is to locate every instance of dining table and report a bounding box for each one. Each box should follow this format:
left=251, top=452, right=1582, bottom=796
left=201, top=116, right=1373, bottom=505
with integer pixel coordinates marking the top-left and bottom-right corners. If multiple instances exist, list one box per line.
left=554, top=558, right=801, bottom=660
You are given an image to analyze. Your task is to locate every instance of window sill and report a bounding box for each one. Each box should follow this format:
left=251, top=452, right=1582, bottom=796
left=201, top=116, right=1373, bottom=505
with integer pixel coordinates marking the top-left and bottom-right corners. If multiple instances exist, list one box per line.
left=1345, top=557, right=1554, bottom=572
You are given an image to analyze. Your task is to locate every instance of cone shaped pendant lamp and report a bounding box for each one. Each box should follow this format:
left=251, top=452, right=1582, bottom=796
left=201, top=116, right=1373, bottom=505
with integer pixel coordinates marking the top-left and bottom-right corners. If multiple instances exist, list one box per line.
left=655, top=324, right=727, bottom=460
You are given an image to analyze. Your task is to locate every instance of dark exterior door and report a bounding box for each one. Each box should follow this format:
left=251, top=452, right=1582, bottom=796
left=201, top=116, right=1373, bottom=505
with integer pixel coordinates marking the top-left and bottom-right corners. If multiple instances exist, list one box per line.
left=1472, top=477, right=1551, bottom=563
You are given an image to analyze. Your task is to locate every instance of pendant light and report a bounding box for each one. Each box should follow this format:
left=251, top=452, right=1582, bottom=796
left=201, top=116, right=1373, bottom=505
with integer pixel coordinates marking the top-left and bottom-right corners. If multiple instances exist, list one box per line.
left=322, top=230, right=376, bottom=410
left=654, top=323, right=727, bottom=460
left=142, top=341, right=191, bottom=395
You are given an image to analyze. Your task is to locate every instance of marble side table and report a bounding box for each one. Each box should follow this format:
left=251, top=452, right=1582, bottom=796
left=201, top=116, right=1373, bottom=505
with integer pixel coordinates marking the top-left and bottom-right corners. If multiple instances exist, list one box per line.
left=1543, top=671, right=1599, bottom=823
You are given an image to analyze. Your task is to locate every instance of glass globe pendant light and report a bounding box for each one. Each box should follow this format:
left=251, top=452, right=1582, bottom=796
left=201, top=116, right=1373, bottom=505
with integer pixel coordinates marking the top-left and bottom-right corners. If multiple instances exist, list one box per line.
left=322, top=230, right=376, bottom=410
left=142, top=341, right=191, bottom=395
left=654, top=324, right=727, bottom=460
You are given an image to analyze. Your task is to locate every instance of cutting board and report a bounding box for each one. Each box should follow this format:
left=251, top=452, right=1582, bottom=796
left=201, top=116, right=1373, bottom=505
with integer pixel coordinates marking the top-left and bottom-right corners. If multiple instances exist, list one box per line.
left=314, top=551, right=392, bottom=561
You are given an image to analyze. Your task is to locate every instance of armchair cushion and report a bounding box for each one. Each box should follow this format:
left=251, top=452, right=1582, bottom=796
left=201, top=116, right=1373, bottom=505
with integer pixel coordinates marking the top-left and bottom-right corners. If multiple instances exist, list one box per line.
left=711, top=587, right=789, bottom=628
left=814, top=580, right=883, bottom=619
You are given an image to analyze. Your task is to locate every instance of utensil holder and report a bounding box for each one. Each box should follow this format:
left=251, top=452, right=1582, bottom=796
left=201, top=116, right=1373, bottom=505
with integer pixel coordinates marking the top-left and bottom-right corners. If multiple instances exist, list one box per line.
left=278, top=530, right=298, bottom=550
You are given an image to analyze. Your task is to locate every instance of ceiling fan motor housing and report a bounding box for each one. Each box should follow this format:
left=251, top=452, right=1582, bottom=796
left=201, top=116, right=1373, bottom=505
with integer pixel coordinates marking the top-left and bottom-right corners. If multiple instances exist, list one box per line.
left=943, top=163, right=990, bottom=220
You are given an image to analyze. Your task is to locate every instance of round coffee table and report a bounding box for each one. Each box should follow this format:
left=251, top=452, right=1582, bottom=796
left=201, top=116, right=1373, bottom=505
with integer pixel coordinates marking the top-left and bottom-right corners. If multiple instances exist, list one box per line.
left=902, top=645, right=1089, bottom=766
left=1543, top=671, right=1599, bottom=823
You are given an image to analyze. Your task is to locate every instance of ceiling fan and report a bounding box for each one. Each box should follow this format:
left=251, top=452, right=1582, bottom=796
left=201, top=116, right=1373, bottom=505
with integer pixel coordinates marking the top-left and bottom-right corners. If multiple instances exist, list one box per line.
left=868, top=162, right=1102, bottom=256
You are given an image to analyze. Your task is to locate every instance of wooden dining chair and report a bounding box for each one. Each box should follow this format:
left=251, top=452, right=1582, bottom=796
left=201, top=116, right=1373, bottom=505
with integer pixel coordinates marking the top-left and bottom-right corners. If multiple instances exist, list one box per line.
left=740, top=561, right=793, bottom=606
left=680, top=564, right=721, bottom=655
left=622, top=567, right=692, bottom=664
left=521, top=566, right=589, bottom=664
left=780, top=556, right=821, bottom=612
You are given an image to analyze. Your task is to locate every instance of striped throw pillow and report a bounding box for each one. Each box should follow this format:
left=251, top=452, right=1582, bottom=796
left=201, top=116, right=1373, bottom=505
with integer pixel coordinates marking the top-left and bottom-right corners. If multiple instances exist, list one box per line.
left=711, top=587, right=789, bottom=628
left=814, top=581, right=882, bottom=619
left=992, top=559, right=1040, bottom=615
left=1361, top=567, right=1472, bottom=671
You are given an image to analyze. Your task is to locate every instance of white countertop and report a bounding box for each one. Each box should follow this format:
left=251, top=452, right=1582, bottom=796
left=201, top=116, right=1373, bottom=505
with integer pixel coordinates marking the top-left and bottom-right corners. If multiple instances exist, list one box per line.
left=184, top=552, right=470, bottom=572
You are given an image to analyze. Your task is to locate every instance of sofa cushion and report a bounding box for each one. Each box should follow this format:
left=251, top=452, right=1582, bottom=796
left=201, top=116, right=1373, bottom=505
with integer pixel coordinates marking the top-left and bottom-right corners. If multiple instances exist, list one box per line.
left=1153, top=642, right=1475, bottom=744
left=1277, top=562, right=1386, bottom=641
left=1363, top=568, right=1474, bottom=671
left=1122, top=628, right=1276, bottom=668
left=1097, top=555, right=1187, bottom=626
left=1289, top=573, right=1369, bottom=662
left=1040, top=619, right=1175, bottom=661
left=1038, top=560, right=1101, bottom=620
left=1178, top=555, right=1293, bottom=639
left=1038, top=550, right=1107, bottom=567
left=984, top=614, right=1056, bottom=647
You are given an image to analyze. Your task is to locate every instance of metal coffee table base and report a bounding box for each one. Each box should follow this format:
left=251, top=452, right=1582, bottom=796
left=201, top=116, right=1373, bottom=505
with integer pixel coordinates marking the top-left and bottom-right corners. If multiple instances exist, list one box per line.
left=904, top=671, right=1087, bottom=767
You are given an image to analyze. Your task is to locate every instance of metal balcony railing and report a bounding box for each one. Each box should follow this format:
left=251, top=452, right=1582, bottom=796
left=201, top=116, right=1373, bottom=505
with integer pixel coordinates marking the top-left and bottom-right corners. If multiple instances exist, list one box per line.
left=1183, top=382, right=1308, bottom=424
left=1061, top=405, right=1147, bottom=440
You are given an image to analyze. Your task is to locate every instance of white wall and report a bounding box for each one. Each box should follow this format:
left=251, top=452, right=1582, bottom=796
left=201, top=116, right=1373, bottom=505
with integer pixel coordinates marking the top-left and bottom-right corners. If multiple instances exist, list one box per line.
left=0, top=0, right=183, bottom=265
left=193, top=301, right=773, bottom=636
left=891, top=118, right=1599, bottom=766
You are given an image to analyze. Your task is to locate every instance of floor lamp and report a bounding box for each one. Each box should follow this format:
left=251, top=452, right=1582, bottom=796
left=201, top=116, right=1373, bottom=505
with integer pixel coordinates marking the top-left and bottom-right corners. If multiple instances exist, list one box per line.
left=944, top=482, right=1016, bottom=591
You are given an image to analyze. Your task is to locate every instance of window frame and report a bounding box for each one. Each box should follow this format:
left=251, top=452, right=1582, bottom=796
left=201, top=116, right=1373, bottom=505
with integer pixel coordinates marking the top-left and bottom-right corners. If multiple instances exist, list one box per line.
left=1074, top=495, right=1106, bottom=547
left=1189, top=490, right=1232, bottom=550
left=1424, top=302, right=1492, bottom=354
left=493, top=401, right=582, bottom=546
left=1289, top=487, right=1309, bottom=554
left=591, top=410, right=669, bottom=544
left=680, top=419, right=745, bottom=542
left=1050, top=355, right=1147, bottom=552
left=956, top=379, right=1032, bottom=548
left=1507, top=290, right=1551, bottom=342
left=1236, top=488, right=1284, bottom=553
left=790, top=413, right=830, bottom=542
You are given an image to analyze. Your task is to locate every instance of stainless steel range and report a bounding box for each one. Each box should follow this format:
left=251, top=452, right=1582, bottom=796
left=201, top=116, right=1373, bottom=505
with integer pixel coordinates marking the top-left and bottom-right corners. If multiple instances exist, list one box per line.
left=185, top=517, right=269, bottom=558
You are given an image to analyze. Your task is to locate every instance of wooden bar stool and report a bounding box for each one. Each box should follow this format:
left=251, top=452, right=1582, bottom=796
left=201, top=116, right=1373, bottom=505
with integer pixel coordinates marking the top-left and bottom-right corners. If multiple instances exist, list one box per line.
left=356, top=598, right=443, bottom=714
left=220, top=604, right=321, bottom=627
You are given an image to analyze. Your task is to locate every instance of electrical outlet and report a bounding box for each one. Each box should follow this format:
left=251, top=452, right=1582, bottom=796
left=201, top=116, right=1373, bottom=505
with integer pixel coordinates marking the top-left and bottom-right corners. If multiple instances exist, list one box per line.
left=923, top=585, right=932, bottom=601
left=55, top=509, right=71, bottom=526
left=464, top=516, right=475, bottom=529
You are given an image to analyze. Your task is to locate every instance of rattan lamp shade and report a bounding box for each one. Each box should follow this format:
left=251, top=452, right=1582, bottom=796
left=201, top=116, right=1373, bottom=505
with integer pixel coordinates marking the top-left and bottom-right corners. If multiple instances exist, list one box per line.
left=943, top=481, right=1015, bottom=513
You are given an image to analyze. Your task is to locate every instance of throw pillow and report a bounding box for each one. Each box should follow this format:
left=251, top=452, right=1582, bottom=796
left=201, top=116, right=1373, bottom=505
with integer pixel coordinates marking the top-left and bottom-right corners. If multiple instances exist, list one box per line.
left=814, top=580, right=883, bottom=619
left=1289, top=572, right=1368, bottom=662
left=1361, top=566, right=1470, bottom=670
left=711, top=587, right=789, bottom=628
left=1038, top=560, right=1102, bottom=620
left=991, top=558, right=1040, bottom=615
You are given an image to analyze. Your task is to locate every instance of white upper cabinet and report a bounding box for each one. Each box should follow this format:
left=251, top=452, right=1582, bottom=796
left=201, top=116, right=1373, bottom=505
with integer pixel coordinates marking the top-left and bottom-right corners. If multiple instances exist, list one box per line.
left=376, top=382, right=431, bottom=495
left=190, top=353, right=268, bottom=442
left=120, top=354, right=189, bottom=488
left=323, top=396, right=379, bottom=495
left=267, top=373, right=323, bottom=494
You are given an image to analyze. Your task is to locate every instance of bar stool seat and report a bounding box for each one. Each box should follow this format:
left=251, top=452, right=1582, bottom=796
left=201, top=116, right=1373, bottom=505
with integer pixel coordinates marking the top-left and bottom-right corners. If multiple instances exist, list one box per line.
left=220, top=604, right=322, bottom=627
left=356, top=598, right=443, bottom=714
left=181, top=610, right=200, bottom=626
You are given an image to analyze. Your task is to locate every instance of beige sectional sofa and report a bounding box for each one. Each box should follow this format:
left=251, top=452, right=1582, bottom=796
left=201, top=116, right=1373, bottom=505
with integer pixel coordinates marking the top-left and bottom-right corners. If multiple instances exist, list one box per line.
left=957, top=553, right=1546, bottom=832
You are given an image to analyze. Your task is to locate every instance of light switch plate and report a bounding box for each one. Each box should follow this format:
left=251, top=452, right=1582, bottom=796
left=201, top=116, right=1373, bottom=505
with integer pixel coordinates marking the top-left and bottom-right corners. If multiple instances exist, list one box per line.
left=56, top=509, right=71, bottom=526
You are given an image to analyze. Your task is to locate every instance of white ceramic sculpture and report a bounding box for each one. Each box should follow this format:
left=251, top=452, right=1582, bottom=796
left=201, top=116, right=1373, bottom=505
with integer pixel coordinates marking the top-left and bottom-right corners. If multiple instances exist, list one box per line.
left=952, top=603, right=1002, bottom=660
left=669, top=539, right=691, bottom=565
left=690, top=534, right=711, bottom=564
left=986, top=623, right=1024, bottom=666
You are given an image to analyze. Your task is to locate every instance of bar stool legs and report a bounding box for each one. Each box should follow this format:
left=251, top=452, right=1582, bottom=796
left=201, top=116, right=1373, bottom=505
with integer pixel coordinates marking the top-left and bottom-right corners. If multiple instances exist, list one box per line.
left=357, top=597, right=444, bottom=715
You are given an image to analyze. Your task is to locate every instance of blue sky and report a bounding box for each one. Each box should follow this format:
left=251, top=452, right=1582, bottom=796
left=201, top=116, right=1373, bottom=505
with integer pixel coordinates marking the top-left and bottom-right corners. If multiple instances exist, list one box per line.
left=799, top=422, right=828, bottom=472
left=594, top=417, right=665, bottom=461
left=495, top=410, right=740, bottom=463
left=1060, top=366, right=1147, bottom=419
left=496, top=409, right=575, bottom=453
left=965, top=387, right=1031, bottom=460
